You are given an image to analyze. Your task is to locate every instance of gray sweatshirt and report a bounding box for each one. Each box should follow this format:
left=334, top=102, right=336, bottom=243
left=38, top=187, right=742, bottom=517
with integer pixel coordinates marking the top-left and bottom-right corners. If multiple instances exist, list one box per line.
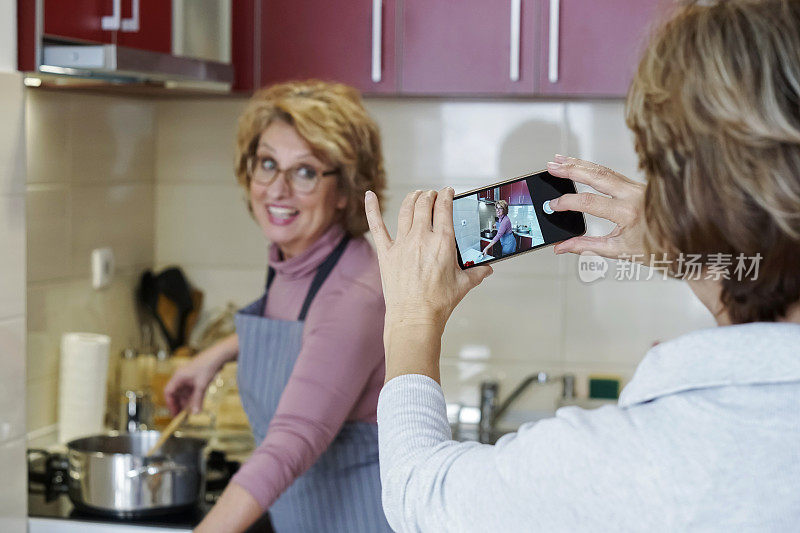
left=377, top=322, right=800, bottom=532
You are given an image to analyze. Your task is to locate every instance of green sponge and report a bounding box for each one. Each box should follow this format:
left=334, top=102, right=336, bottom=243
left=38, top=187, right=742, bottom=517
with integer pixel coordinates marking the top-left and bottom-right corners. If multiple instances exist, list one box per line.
left=589, top=376, right=621, bottom=400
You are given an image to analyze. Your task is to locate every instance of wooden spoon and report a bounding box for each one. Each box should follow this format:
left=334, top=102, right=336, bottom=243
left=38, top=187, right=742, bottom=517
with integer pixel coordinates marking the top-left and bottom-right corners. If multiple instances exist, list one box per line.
left=145, top=409, right=189, bottom=457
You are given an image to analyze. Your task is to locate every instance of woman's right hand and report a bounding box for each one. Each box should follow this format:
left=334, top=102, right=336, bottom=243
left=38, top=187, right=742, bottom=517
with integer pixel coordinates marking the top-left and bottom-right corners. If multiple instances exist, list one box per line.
left=545, top=154, right=647, bottom=261
left=164, top=351, right=221, bottom=415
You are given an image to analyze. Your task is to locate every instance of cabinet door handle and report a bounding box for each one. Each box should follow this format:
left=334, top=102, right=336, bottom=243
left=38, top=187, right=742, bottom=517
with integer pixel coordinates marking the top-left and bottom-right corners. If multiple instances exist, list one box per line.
left=509, top=0, right=521, bottom=81
left=548, top=0, right=560, bottom=83
left=121, top=0, right=140, bottom=32
left=371, top=0, right=382, bottom=83
left=102, top=0, right=122, bottom=31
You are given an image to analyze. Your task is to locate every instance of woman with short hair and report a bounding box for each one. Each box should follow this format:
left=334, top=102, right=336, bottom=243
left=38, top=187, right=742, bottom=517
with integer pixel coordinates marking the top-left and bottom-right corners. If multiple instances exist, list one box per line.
left=166, top=80, right=392, bottom=532
left=366, top=0, right=800, bottom=530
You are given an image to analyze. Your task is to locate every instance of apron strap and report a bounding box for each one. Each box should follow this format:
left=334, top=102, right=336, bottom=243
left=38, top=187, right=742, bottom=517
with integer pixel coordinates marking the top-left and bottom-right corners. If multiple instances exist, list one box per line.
left=298, top=235, right=351, bottom=321
left=259, top=236, right=351, bottom=320
left=258, top=267, right=277, bottom=317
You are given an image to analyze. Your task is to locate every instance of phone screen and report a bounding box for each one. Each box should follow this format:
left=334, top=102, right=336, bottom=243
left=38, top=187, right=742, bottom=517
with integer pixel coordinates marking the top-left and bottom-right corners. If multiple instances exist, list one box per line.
left=453, top=170, right=586, bottom=268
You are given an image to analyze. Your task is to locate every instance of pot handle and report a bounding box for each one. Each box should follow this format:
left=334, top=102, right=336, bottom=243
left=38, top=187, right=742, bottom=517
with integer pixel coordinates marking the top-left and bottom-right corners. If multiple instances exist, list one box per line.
left=126, top=461, right=189, bottom=478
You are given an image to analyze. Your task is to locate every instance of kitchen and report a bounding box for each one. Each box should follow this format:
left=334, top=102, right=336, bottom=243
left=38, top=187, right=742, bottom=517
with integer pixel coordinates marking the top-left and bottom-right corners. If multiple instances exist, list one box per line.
left=0, top=0, right=739, bottom=531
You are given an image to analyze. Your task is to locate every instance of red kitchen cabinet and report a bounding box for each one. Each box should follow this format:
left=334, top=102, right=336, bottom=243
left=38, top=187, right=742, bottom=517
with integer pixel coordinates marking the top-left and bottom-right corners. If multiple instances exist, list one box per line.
left=116, top=0, right=172, bottom=54
left=43, top=0, right=171, bottom=53
left=257, top=0, right=397, bottom=94
left=401, top=0, right=537, bottom=94
left=44, top=0, right=117, bottom=44
left=500, top=184, right=513, bottom=204
left=537, top=0, right=664, bottom=96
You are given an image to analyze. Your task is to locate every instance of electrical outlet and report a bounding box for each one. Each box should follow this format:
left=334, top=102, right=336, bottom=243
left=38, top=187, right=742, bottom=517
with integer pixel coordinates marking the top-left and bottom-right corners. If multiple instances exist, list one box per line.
left=91, top=247, right=115, bottom=289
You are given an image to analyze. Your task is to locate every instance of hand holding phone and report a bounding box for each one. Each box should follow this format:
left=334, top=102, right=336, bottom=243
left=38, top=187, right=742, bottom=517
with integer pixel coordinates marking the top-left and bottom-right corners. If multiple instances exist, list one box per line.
left=544, top=155, right=646, bottom=261
left=453, top=168, right=587, bottom=268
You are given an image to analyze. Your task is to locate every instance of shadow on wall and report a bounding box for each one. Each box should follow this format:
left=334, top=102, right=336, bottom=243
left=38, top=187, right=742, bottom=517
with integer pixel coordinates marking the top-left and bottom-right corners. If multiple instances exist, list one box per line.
left=496, top=119, right=578, bottom=179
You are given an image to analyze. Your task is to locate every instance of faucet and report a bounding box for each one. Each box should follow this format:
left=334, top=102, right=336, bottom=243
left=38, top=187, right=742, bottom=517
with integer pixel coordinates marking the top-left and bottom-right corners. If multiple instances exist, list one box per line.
left=478, top=372, right=575, bottom=443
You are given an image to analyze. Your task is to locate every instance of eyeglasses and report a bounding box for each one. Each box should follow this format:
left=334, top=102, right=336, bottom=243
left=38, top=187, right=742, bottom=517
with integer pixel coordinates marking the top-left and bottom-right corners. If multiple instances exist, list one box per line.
left=247, top=155, right=339, bottom=194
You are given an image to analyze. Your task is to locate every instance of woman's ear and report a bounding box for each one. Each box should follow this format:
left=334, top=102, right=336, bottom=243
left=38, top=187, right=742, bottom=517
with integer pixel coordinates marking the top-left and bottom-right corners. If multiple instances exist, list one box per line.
left=336, top=190, right=348, bottom=210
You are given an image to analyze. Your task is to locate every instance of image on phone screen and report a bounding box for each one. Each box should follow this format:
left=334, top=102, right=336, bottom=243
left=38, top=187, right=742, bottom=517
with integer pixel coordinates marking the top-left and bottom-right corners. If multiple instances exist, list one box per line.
left=453, top=170, right=586, bottom=268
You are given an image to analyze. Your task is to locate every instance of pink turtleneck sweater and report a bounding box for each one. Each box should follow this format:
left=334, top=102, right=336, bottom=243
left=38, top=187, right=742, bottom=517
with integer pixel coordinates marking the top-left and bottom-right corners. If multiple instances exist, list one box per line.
left=230, top=224, right=386, bottom=509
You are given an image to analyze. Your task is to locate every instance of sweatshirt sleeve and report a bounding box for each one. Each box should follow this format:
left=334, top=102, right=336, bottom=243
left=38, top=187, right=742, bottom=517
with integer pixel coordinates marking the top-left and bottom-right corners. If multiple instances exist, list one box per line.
left=377, top=374, right=640, bottom=532
left=231, top=283, right=385, bottom=509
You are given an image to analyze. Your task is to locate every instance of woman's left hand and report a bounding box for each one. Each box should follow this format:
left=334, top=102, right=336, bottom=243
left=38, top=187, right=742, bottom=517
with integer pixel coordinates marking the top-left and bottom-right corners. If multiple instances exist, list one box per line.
left=365, top=188, right=493, bottom=382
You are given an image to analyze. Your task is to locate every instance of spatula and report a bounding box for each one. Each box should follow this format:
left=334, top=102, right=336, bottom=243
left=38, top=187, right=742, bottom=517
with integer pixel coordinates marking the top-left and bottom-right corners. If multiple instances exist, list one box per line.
left=145, top=408, right=189, bottom=457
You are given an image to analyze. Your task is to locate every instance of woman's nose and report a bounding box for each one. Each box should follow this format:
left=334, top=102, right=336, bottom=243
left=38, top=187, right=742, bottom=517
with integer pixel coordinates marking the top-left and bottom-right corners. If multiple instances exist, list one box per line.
left=264, top=172, right=292, bottom=199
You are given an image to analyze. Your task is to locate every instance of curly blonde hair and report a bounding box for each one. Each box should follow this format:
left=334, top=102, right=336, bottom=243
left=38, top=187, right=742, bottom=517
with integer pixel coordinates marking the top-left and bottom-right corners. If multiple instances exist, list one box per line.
left=626, top=0, right=800, bottom=323
left=235, top=80, right=387, bottom=236
left=495, top=200, right=509, bottom=216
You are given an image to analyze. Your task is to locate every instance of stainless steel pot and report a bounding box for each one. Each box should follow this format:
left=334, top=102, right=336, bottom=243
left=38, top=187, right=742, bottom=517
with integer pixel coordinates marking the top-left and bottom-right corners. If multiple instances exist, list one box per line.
left=66, top=431, right=206, bottom=517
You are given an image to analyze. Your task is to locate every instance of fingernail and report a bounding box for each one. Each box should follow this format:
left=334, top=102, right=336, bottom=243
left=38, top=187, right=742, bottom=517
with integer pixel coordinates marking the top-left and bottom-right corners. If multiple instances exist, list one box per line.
left=549, top=197, right=559, bottom=208
left=554, top=154, right=568, bottom=162
left=547, top=162, right=561, bottom=170
left=365, top=190, right=374, bottom=200
left=446, top=186, right=455, bottom=193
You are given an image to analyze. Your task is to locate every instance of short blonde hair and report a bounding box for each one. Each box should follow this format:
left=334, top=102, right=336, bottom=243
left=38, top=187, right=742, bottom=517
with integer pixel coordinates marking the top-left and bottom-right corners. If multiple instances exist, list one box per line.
left=626, top=0, right=800, bottom=323
left=235, top=80, right=387, bottom=236
left=495, top=200, right=509, bottom=216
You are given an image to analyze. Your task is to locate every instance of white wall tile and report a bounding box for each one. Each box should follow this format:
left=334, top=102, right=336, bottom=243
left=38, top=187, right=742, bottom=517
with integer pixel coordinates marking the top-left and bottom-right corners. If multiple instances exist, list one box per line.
left=442, top=275, right=565, bottom=364
left=0, top=73, right=24, bottom=195
left=0, top=195, right=25, bottom=319
left=26, top=375, right=57, bottom=434
left=26, top=90, right=71, bottom=185
left=366, top=99, right=566, bottom=186
left=69, top=183, right=155, bottom=277
left=0, top=437, right=26, bottom=533
left=26, top=185, right=71, bottom=282
left=0, top=317, right=25, bottom=441
left=69, top=93, right=156, bottom=184
left=155, top=98, right=247, bottom=184
left=155, top=183, right=266, bottom=267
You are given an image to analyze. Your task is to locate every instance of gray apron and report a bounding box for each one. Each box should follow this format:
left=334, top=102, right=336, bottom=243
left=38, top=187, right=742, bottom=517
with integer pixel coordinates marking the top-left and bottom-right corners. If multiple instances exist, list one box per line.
left=235, top=236, right=392, bottom=532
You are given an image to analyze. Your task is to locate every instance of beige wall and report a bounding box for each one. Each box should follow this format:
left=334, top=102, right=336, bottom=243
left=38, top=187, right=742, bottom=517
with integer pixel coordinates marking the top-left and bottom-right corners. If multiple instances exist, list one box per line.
left=0, top=71, right=27, bottom=531
left=154, top=96, right=715, bottom=417
left=25, top=91, right=157, bottom=440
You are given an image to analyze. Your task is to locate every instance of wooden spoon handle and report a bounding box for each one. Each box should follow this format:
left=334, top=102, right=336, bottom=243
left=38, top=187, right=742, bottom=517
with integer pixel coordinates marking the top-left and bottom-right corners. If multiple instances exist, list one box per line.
left=146, top=409, right=189, bottom=457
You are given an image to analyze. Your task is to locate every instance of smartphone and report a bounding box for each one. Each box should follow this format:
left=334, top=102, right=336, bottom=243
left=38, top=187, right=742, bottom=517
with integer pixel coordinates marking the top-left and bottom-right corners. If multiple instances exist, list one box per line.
left=453, top=170, right=586, bottom=268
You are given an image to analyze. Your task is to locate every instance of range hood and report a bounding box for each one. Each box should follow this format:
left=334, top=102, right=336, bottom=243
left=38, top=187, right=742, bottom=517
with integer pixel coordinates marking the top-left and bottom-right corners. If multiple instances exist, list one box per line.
left=41, top=43, right=233, bottom=89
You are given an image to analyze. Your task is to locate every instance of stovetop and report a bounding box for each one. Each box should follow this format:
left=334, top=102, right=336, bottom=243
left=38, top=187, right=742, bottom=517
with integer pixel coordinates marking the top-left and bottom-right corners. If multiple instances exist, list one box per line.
left=27, top=448, right=239, bottom=529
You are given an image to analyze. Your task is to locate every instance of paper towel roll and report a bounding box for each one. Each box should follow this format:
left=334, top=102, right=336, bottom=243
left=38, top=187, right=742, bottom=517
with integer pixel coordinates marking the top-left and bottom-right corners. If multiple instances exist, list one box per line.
left=58, top=332, right=111, bottom=443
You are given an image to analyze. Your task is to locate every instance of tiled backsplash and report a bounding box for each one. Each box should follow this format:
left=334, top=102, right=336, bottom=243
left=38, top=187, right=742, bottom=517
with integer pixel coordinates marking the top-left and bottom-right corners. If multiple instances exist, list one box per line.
left=25, top=91, right=157, bottom=438
left=153, top=96, right=717, bottom=414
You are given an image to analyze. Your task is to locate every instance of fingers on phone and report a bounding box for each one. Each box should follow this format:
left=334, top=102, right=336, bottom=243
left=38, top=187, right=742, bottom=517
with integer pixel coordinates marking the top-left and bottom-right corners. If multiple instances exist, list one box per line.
left=547, top=158, right=630, bottom=197
left=550, top=192, right=628, bottom=225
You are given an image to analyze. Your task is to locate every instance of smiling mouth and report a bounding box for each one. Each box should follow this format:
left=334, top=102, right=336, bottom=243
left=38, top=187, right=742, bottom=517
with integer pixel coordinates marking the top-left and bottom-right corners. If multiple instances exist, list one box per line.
left=267, top=205, right=299, bottom=218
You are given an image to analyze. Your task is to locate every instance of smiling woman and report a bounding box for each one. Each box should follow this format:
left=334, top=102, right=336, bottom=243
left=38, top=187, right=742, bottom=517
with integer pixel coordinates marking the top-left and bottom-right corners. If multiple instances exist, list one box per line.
left=164, top=80, right=392, bottom=533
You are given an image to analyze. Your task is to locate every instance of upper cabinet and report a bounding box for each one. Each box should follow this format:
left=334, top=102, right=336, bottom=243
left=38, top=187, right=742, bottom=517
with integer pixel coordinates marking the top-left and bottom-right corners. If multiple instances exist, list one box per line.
left=537, top=0, right=664, bottom=96
left=257, top=0, right=397, bottom=94
left=43, top=0, right=117, bottom=45
left=43, top=0, right=172, bottom=53
left=400, top=0, right=537, bottom=95
left=239, top=0, right=665, bottom=97
left=115, top=0, right=172, bottom=54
